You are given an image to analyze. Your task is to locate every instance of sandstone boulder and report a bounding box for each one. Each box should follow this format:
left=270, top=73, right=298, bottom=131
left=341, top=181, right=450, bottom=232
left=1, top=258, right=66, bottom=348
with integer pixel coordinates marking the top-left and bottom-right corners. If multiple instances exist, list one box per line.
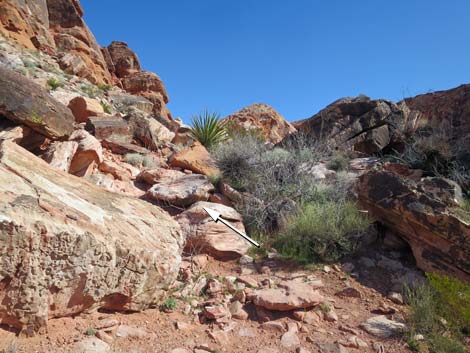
left=146, top=174, right=214, bottom=206
left=122, top=71, right=169, bottom=102
left=357, top=170, right=470, bottom=282
left=69, top=129, right=103, bottom=176
left=68, top=96, right=104, bottom=123
left=126, top=109, right=175, bottom=149
left=47, top=0, right=111, bottom=84
left=137, top=168, right=185, bottom=185
left=175, top=201, right=250, bottom=260
left=107, top=41, right=141, bottom=78
left=0, top=65, right=75, bottom=139
left=87, top=116, right=132, bottom=141
left=224, top=103, right=296, bottom=144
left=0, top=140, right=183, bottom=331
left=170, top=141, right=220, bottom=177
left=109, top=93, right=154, bottom=114
left=403, top=84, right=470, bottom=167
left=252, top=280, right=324, bottom=311
left=293, top=95, right=405, bottom=154
left=42, top=140, right=79, bottom=172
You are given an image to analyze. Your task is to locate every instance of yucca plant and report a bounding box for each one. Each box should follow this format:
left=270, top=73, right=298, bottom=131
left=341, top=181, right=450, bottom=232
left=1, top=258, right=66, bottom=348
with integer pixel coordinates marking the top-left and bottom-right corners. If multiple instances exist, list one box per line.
left=190, top=110, right=228, bottom=147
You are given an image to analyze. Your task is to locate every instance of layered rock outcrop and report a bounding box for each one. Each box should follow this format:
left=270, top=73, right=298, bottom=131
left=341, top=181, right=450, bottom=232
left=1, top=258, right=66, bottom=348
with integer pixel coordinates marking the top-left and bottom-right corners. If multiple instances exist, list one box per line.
left=0, top=0, right=112, bottom=84
left=0, top=140, right=183, bottom=330
left=356, top=169, right=470, bottom=282
left=224, top=104, right=296, bottom=144
left=402, top=84, right=470, bottom=167
left=293, top=96, right=405, bottom=154
left=0, top=65, right=75, bottom=139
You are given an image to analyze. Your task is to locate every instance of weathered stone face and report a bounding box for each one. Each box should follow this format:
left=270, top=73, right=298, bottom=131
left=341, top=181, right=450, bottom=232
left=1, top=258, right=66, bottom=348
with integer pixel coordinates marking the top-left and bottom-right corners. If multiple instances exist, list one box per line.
left=175, top=201, right=250, bottom=260
left=0, top=140, right=183, bottom=331
left=292, top=95, right=405, bottom=154
left=356, top=170, right=470, bottom=282
left=223, top=103, right=296, bottom=144
left=0, top=66, right=75, bottom=140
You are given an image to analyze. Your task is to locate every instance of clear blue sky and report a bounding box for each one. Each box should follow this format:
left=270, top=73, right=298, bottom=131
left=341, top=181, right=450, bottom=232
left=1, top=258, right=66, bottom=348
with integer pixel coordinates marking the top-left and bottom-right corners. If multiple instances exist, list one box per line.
left=81, top=0, right=469, bottom=123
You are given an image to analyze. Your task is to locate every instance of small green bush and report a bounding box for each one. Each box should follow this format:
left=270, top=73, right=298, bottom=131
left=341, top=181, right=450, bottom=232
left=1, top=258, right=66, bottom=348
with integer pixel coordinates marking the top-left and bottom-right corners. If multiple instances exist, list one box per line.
left=85, top=328, right=96, bottom=336
left=100, top=101, right=112, bottom=114
left=327, top=153, right=349, bottom=171
left=160, top=297, right=177, bottom=311
left=81, top=83, right=101, bottom=98
left=47, top=77, right=62, bottom=90
left=142, top=155, right=158, bottom=169
left=462, top=199, right=470, bottom=212
left=275, top=201, right=371, bottom=263
left=124, top=153, right=144, bottom=166
left=427, top=273, right=470, bottom=331
left=97, top=83, right=112, bottom=93
left=404, top=274, right=470, bottom=353
left=190, top=110, right=228, bottom=147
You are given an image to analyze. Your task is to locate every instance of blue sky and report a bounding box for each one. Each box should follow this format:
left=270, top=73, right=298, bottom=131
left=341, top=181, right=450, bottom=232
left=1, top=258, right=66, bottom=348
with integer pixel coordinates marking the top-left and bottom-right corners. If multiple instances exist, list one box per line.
left=81, top=0, right=469, bottom=123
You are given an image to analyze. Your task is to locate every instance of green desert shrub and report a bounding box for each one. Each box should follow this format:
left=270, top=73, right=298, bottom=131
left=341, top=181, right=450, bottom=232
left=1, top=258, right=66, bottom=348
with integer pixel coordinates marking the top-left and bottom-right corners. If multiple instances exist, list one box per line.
left=190, top=110, right=228, bottom=148
left=275, top=201, right=371, bottom=263
left=160, top=297, right=177, bottom=311
left=47, top=77, right=62, bottom=90
left=100, top=101, right=112, bottom=114
left=326, top=152, right=349, bottom=171
left=404, top=274, right=470, bottom=353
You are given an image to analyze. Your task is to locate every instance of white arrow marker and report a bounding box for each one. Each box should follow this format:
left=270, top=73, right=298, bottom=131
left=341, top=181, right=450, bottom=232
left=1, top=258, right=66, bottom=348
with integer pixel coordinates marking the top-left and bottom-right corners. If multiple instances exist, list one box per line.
left=203, top=207, right=260, bottom=248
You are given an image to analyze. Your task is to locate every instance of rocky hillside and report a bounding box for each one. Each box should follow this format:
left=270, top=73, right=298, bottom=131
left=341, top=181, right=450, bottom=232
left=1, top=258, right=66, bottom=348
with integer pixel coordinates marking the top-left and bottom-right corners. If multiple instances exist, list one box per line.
left=0, top=1, right=469, bottom=353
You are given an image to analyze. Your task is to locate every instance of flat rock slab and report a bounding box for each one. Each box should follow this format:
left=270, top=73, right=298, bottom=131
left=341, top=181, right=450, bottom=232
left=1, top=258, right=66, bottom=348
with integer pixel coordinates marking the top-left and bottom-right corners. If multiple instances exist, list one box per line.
left=0, top=140, right=183, bottom=330
left=253, top=280, right=324, bottom=311
left=360, top=315, right=406, bottom=338
left=176, top=201, right=250, bottom=260
left=147, top=174, right=214, bottom=206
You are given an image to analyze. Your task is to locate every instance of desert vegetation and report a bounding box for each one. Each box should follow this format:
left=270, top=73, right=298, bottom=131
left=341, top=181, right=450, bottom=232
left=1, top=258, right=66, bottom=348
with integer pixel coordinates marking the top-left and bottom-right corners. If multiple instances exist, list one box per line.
left=209, top=128, right=371, bottom=264
left=404, top=273, right=470, bottom=353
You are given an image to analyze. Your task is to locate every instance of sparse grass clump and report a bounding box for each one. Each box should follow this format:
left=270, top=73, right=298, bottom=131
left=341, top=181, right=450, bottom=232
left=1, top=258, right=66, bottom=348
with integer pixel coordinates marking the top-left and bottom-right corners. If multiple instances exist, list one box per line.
left=275, top=201, right=371, bottom=263
left=100, top=101, right=112, bottom=114
left=142, top=155, right=158, bottom=169
left=462, top=199, right=470, bottom=212
left=80, top=83, right=102, bottom=98
left=190, top=110, right=228, bottom=148
left=97, top=83, right=112, bottom=93
left=160, top=297, right=177, bottom=312
left=47, top=77, right=62, bottom=90
left=326, top=152, right=349, bottom=171
left=85, top=328, right=96, bottom=336
left=124, top=153, right=144, bottom=166
left=404, top=274, right=470, bottom=353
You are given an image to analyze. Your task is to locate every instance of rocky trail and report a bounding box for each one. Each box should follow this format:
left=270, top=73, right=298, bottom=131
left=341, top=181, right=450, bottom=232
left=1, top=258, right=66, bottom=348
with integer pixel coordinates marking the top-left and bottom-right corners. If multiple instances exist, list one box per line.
left=0, top=245, right=420, bottom=353
left=0, top=1, right=469, bottom=353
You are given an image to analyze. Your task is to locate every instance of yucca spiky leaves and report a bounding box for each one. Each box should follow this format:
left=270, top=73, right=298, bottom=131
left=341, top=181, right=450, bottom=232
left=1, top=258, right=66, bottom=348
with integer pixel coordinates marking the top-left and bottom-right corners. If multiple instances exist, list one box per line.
left=190, top=110, right=228, bottom=147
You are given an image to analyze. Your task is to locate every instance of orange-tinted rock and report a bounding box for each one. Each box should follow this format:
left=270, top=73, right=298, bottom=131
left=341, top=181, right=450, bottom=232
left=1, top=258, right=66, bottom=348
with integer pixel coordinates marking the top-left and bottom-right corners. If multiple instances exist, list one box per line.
left=47, top=0, right=111, bottom=84
left=224, top=103, right=296, bottom=144
left=68, top=129, right=103, bottom=176
left=137, top=168, right=185, bottom=185
left=107, top=41, right=141, bottom=78
left=383, top=162, right=423, bottom=181
left=122, top=71, right=169, bottom=102
left=68, top=96, right=104, bottom=123
left=170, top=142, right=220, bottom=177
